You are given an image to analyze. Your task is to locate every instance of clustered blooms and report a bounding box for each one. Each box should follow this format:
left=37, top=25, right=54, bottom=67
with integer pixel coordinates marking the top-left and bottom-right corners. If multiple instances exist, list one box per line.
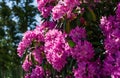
left=37, top=0, right=80, bottom=20
left=17, top=1, right=120, bottom=78
left=73, top=62, right=97, bottom=78
left=45, top=29, right=70, bottom=71
left=17, top=21, right=55, bottom=77
left=69, top=27, right=94, bottom=62
left=25, top=65, right=44, bottom=78
left=69, top=27, right=96, bottom=78
left=37, top=0, right=101, bottom=20
left=17, top=31, right=36, bottom=57
left=22, top=55, right=32, bottom=71
left=17, top=20, right=71, bottom=76
left=52, top=0, right=80, bottom=20
left=37, top=0, right=55, bottom=18
left=32, top=47, right=44, bottom=64
left=69, top=26, right=86, bottom=43
left=71, top=40, right=94, bottom=62
left=100, top=3, right=120, bottom=78
left=116, top=3, right=120, bottom=20
left=17, top=21, right=55, bottom=57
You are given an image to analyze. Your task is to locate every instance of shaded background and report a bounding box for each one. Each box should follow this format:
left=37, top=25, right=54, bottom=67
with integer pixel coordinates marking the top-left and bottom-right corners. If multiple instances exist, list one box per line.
left=0, top=0, right=40, bottom=78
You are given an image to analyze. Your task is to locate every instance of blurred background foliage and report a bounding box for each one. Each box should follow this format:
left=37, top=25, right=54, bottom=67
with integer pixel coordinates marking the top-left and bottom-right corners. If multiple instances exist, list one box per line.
left=0, top=0, right=120, bottom=78
left=0, top=0, right=39, bottom=78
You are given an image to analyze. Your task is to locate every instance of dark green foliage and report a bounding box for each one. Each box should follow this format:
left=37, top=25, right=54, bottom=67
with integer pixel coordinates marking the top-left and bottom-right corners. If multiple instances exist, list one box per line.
left=0, top=0, right=39, bottom=78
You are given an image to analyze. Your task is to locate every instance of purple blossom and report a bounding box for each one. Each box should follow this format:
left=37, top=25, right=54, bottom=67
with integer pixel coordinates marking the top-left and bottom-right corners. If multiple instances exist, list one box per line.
left=52, top=2, right=69, bottom=20
left=104, top=37, right=119, bottom=54
left=52, top=0, right=79, bottom=20
left=70, top=26, right=96, bottom=78
left=71, top=40, right=94, bottom=62
left=69, top=26, right=86, bottom=43
left=37, top=0, right=54, bottom=11
left=41, top=6, right=53, bottom=18
left=37, top=0, right=47, bottom=11
left=116, top=3, right=120, bottom=21
left=100, top=3, right=120, bottom=78
left=30, top=65, right=44, bottom=78
left=40, top=21, right=56, bottom=29
left=64, top=0, right=80, bottom=8
left=45, top=29, right=70, bottom=71
left=32, top=47, right=44, bottom=64
left=69, top=27, right=94, bottom=61
left=37, top=0, right=55, bottom=18
left=17, top=2, right=120, bottom=78
left=24, top=65, right=44, bottom=78
left=73, top=62, right=97, bottom=78
left=100, top=16, right=115, bottom=36
left=34, top=21, right=56, bottom=33
left=17, top=24, right=45, bottom=57
left=22, top=55, right=32, bottom=72
left=17, top=31, right=36, bottom=57
left=25, top=74, right=31, bottom=78
left=102, top=52, right=120, bottom=78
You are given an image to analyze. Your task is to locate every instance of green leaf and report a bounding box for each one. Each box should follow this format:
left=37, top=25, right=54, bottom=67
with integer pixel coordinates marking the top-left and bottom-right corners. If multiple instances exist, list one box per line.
left=30, top=54, right=38, bottom=65
left=68, top=40, right=76, bottom=48
left=84, top=7, right=96, bottom=22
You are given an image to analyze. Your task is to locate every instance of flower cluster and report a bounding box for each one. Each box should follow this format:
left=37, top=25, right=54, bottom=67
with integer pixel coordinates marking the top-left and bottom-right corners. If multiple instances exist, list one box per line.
left=71, top=40, right=94, bottom=62
left=52, top=0, right=80, bottom=20
left=25, top=65, right=44, bottom=78
left=69, top=26, right=96, bottom=78
left=37, top=0, right=101, bottom=20
left=45, top=29, right=70, bottom=71
left=116, top=3, right=120, bottom=20
left=69, top=27, right=94, bottom=61
left=73, top=62, right=98, bottom=78
left=17, top=31, right=36, bottom=57
left=22, top=55, right=32, bottom=71
left=18, top=22, right=47, bottom=77
left=17, top=1, right=120, bottom=78
left=18, top=21, right=71, bottom=77
left=17, top=21, right=55, bottom=57
left=37, top=0, right=55, bottom=18
left=32, top=47, right=44, bottom=64
left=37, top=0, right=80, bottom=20
left=19, top=25, right=97, bottom=77
left=100, top=3, right=120, bottom=78
left=69, top=26, right=86, bottom=43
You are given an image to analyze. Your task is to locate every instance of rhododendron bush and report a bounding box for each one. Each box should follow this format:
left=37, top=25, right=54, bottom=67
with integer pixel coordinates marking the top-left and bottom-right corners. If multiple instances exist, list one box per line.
left=17, top=0, right=120, bottom=78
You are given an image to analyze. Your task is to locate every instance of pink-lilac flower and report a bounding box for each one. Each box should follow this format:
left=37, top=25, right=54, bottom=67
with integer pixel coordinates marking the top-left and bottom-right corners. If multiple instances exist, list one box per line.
left=41, top=6, right=53, bottom=18
left=52, top=0, right=80, bottom=20
left=25, top=74, right=31, bottom=78
left=52, top=2, right=69, bottom=20
left=17, top=31, right=36, bottom=57
left=100, top=3, right=120, bottom=78
left=40, top=21, right=56, bottom=29
left=32, top=46, right=44, bottom=64
left=69, top=26, right=86, bottom=43
left=73, top=62, right=96, bottom=78
left=69, top=27, right=94, bottom=61
left=116, top=3, right=120, bottom=21
left=69, top=26, right=95, bottom=78
left=71, top=40, right=94, bottom=62
left=22, top=55, right=32, bottom=71
left=100, top=16, right=115, bottom=36
left=24, top=66, right=44, bottom=78
left=37, top=0, right=55, bottom=18
left=45, top=29, right=70, bottom=71
left=30, top=65, right=44, bottom=78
